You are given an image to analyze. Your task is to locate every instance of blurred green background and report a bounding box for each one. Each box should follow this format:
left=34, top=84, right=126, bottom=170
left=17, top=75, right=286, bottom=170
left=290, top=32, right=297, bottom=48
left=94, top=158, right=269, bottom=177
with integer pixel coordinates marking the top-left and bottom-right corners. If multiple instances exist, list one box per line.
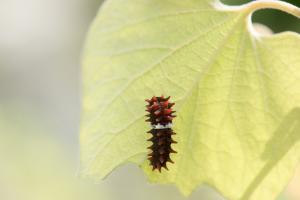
left=0, top=0, right=299, bottom=200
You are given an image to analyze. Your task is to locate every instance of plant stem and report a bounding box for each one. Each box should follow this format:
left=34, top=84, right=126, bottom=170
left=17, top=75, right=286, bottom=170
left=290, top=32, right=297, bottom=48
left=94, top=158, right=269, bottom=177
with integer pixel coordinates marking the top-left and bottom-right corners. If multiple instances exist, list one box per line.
left=214, top=0, right=300, bottom=18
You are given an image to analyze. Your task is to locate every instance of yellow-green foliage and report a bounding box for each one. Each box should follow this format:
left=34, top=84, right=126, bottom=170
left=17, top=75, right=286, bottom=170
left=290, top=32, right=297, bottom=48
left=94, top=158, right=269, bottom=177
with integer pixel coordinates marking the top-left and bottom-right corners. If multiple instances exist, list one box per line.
left=80, top=0, right=300, bottom=199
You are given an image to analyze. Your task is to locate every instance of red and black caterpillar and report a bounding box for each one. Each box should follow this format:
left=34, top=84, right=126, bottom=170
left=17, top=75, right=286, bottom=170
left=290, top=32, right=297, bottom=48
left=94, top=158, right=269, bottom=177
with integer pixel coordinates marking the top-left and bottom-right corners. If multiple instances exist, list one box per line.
left=145, top=96, right=177, bottom=172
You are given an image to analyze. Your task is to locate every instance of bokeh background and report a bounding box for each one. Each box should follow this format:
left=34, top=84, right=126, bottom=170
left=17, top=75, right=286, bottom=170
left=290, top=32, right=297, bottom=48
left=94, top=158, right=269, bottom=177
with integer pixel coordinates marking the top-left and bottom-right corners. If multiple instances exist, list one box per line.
left=0, top=0, right=299, bottom=199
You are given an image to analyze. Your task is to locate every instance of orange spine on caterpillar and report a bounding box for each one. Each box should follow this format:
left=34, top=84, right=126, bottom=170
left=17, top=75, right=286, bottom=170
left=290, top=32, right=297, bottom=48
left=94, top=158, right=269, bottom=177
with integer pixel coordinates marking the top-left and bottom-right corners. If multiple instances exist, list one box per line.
left=145, top=96, right=177, bottom=172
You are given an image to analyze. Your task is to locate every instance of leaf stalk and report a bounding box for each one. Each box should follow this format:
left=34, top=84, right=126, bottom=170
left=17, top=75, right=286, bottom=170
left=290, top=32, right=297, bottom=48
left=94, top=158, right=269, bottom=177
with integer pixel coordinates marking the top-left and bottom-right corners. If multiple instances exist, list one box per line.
left=214, top=0, right=300, bottom=18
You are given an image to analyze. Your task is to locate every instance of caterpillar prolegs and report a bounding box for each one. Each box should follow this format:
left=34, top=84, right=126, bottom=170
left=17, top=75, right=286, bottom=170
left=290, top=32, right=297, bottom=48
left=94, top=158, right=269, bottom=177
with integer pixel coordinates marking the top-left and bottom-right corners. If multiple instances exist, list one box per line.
left=145, top=96, right=177, bottom=172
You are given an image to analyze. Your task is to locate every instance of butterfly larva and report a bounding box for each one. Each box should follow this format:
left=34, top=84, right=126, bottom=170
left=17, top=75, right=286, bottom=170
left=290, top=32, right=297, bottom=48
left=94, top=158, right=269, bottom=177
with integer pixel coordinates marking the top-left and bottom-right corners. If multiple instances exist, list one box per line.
left=145, top=96, right=177, bottom=172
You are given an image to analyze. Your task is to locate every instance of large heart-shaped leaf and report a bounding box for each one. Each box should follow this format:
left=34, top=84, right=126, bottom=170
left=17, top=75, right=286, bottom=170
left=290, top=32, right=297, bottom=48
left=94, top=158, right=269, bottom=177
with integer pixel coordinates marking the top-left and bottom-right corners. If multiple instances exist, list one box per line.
left=80, top=0, right=300, bottom=199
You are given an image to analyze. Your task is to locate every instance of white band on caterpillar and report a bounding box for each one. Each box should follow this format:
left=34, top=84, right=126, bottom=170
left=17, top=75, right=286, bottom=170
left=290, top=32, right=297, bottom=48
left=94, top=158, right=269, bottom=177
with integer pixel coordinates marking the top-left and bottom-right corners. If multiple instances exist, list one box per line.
left=151, top=123, right=172, bottom=129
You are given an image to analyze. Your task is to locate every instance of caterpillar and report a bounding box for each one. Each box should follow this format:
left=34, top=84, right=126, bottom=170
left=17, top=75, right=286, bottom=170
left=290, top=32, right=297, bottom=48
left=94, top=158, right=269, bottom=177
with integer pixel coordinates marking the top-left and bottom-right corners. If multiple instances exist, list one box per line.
left=145, top=96, right=177, bottom=172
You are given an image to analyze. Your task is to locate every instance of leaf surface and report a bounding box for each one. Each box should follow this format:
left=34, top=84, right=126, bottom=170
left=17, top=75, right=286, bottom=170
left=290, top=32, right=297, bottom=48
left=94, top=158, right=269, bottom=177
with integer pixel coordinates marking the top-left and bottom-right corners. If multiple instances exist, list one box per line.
left=80, top=0, right=300, bottom=199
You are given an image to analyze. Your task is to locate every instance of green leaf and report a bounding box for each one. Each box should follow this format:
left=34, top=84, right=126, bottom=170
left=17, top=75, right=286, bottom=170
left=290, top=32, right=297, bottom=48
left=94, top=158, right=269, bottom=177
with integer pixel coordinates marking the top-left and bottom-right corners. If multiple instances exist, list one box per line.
left=80, top=0, right=300, bottom=199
